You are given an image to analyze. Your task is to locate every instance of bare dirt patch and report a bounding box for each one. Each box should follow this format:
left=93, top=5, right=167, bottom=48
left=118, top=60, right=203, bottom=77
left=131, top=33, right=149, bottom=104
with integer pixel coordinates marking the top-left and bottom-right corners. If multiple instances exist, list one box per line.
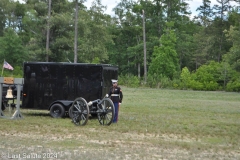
left=0, top=129, right=239, bottom=160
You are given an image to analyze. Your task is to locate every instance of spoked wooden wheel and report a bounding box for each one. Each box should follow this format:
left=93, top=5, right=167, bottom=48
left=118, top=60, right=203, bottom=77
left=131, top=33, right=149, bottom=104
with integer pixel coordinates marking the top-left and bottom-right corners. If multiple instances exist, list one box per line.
left=70, top=97, right=89, bottom=126
left=97, top=98, right=115, bottom=126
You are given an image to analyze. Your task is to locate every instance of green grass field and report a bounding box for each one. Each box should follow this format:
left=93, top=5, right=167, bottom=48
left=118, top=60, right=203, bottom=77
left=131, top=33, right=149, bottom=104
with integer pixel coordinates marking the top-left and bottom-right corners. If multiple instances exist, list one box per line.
left=0, top=87, right=239, bottom=160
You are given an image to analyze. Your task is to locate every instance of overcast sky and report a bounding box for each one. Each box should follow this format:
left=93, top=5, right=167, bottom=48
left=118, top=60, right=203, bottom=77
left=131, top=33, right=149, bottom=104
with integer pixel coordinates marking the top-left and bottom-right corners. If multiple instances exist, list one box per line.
left=83, top=0, right=201, bottom=15
left=17, top=0, right=238, bottom=17
left=84, top=0, right=238, bottom=16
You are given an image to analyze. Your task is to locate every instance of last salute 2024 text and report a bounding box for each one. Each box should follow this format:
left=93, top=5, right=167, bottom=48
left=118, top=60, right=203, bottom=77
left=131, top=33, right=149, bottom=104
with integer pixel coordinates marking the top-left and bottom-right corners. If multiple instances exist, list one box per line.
left=6, top=152, right=58, bottom=159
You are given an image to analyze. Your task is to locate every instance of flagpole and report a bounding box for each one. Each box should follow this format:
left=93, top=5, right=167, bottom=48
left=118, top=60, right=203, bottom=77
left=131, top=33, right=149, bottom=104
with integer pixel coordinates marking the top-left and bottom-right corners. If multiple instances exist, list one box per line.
left=1, top=59, right=4, bottom=77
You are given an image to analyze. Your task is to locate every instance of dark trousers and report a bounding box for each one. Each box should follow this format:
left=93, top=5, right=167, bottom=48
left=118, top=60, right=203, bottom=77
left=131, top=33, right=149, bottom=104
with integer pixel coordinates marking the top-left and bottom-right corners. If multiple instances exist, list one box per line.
left=113, top=102, right=119, bottom=123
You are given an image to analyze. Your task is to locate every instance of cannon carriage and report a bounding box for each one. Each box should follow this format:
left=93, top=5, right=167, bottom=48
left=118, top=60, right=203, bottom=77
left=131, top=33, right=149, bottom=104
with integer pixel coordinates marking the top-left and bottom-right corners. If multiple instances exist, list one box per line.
left=22, top=62, right=118, bottom=125
left=69, top=96, right=115, bottom=126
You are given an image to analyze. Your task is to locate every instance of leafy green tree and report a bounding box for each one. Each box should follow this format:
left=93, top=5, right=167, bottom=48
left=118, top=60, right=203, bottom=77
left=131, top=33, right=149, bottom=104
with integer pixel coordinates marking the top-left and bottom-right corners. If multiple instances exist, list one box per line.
left=0, top=28, right=27, bottom=66
left=148, top=22, right=179, bottom=79
left=23, top=0, right=51, bottom=61
left=25, top=0, right=78, bottom=62
left=0, top=0, right=9, bottom=36
left=162, top=0, right=190, bottom=21
left=192, top=28, right=214, bottom=69
left=209, top=18, right=231, bottom=62
left=212, top=0, right=231, bottom=20
left=210, top=0, right=232, bottom=62
left=195, top=0, right=213, bottom=26
left=80, top=0, right=113, bottom=63
left=146, top=0, right=166, bottom=39
left=110, top=0, right=141, bottom=74
left=223, top=25, right=240, bottom=71
left=15, top=2, right=25, bottom=31
left=219, top=61, right=237, bottom=89
left=176, top=16, right=199, bottom=71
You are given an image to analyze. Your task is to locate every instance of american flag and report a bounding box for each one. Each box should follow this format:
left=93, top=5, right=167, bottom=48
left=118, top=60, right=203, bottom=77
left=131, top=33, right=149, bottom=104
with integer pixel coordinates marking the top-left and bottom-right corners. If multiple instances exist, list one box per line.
left=3, top=60, right=14, bottom=70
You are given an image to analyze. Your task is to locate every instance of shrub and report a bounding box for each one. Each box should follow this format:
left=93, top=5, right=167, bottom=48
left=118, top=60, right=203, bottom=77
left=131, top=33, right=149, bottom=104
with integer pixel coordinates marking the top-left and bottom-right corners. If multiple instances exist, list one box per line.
left=147, top=74, right=174, bottom=88
left=180, top=67, right=191, bottom=89
left=127, top=75, right=140, bottom=88
left=189, top=80, right=218, bottom=91
left=147, top=74, right=160, bottom=88
left=189, top=80, right=204, bottom=90
left=226, top=80, right=240, bottom=92
left=172, top=78, right=181, bottom=89
left=189, top=62, right=220, bottom=90
left=118, top=74, right=140, bottom=88
left=204, top=81, right=219, bottom=91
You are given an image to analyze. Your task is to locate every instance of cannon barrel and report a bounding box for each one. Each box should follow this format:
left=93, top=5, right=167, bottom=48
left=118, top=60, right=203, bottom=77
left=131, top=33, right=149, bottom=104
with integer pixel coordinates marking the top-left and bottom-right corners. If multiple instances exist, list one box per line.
left=87, top=99, right=100, bottom=106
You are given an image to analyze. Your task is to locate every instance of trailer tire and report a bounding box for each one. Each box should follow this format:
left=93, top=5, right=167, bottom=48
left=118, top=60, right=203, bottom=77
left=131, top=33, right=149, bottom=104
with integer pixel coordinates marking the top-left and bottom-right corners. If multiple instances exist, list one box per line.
left=50, top=103, right=65, bottom=118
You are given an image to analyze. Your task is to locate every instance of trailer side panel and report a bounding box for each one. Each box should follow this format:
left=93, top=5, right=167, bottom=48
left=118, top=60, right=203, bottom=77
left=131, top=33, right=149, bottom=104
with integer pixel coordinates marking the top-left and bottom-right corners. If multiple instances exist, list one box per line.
left=22, top=62, right=117, bottom=110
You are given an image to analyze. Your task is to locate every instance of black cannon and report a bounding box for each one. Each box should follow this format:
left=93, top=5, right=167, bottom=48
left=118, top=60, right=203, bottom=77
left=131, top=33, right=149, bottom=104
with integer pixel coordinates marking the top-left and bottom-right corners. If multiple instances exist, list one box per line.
left=69, top=96, right=115, bottom=126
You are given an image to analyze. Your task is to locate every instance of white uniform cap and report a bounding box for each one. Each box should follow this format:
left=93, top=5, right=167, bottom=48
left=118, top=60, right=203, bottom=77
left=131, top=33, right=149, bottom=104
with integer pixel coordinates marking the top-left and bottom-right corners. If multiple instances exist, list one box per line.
left=111, top=79, right=118, bottom=83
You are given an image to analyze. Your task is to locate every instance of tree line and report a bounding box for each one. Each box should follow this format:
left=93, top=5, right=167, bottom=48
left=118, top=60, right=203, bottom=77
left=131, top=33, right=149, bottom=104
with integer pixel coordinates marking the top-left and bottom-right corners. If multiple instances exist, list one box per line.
left=1, top=0, right=240, bottom=91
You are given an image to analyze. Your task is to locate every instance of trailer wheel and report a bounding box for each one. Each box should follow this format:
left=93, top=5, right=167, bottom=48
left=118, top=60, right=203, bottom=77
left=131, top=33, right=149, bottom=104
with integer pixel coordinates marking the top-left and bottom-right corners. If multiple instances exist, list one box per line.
left=50, top=103, right=65, bottom=118
left=70, top=97, right=89, bottom=126
left=97, top=98, right=115, bottom=126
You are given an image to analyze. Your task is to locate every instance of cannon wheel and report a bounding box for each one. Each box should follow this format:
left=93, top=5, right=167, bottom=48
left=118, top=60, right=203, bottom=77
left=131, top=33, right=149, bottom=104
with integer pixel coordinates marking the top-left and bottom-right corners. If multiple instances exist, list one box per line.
left=70, top=97, right=89, bottom=126
left=97, top=98, right=115, bottom=126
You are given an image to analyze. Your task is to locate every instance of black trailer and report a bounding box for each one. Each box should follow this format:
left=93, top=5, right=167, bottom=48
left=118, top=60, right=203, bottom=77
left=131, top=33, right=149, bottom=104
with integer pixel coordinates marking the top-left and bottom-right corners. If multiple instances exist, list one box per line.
left=22, top=62, right=118, bottom=119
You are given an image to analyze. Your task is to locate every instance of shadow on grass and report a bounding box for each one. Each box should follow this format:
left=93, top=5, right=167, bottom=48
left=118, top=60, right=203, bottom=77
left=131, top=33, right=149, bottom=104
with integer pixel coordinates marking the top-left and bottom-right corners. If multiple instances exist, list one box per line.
left=23, top=111, right=72, bottom=119
left=89, top=114, right=98, bottom=120
left=21, top=109, right=100, bottom=120
left=23, top=112, right=50, bottom=117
